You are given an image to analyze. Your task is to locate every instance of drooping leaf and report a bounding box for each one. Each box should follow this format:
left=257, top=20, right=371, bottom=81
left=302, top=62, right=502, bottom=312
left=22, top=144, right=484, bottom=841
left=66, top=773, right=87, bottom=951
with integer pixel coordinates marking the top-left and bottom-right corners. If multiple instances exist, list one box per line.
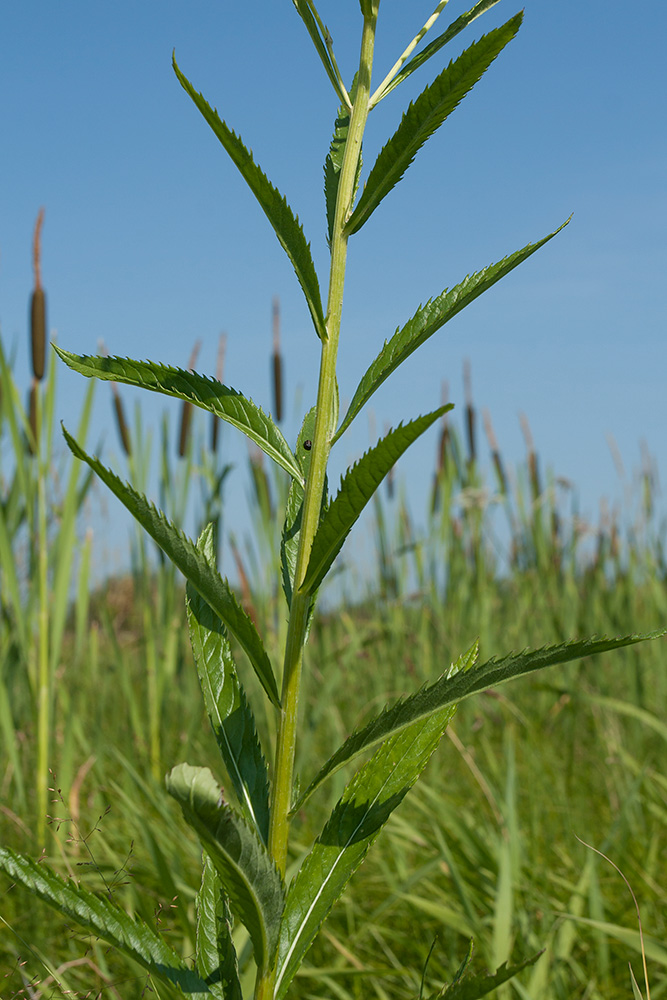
left=333, top=219, right=570, bottom=443
left=166, top=764, right=285, bottom=973
left=62, top=427, right=280, bottom=707
left=55, top=348, right=303, bottom=484
left=187, top=525, right=270, bottom=843
left=291, top=631, right=665, bottom=812
left=292, top=0, right=351, bottom=110
left=301, top=406, right=451, bottom=594
left=372, top=0, right=502, bottom=105
left=0, top=847, right=209, bottom=997
left=275, top=649, right=473, bottom=999
left=173, top=55, right=327, bottom=342
left=345, top=14, right=523, bottom=235
left=436, top=950, right=543, bottom=999
left=195, top=853, right=243, bottom=1000
left=324, top=79, right=361, bottom=248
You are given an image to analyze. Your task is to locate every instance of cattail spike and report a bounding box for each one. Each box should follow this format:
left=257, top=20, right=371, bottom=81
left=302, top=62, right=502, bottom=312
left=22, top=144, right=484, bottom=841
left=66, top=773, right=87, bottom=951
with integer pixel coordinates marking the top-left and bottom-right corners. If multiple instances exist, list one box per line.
left=178, top=340, right=202, bottom=458
left=112, top=384, right=132, bottom=456
left=30, top=209, right=47, bottom=381
left=272, top=296, right=283, bottom=422
left=463, top=360, right=476, bottom=465
left=483, top=409, right=507, bottom=495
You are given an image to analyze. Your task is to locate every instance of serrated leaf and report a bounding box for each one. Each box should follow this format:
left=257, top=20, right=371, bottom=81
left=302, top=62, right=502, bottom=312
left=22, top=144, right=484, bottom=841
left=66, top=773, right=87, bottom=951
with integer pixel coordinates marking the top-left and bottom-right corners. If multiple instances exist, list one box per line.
left=187, top=525, right=270, bottom=843
left=275, top=649, right=472, bottom=999
left=345, top=14, right=522, bottom=235
left=324, top=80, right=361, bottom=248
left=173, top=55, right=326, bottom=342
left=55, top=348, right=303, bottom=484
left=62, top=427, right=280, bottom=707
left=301, top=406, right=451, bottom=594
left=166, top=764, right=285, bottom=973
left=0, top=847, right=209, bottom=997
left=196, top=853, right=243, bottom=1000
left=437, top=950, right=543, bottom=1000
left=333, top=219, right=570, bottom=443
left=292, top=630, right=664, bottom=812
left=374, top=0, right=502, bottom=105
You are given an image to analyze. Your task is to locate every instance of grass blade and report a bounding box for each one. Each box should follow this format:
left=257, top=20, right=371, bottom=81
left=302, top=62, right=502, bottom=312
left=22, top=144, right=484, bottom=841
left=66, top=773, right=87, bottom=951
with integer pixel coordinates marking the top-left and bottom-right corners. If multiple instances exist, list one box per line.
left=166, top=764, right=285, bottom=973
left=345, top=14, right=523, bottom=235
left=187, top=525, right=271, bottom=843
left=292, top=631, right=665, bottom=811
left=333, top=219, right=570, bottom=443
left=55, top=348, right=304, bottom=484
left=173, top=55, right=327, bottom=342
left=301, top=406, right=451, bottom=594
left=62, top=426, right=280, bottom=707
left=0, top=847, right=209, bottom=996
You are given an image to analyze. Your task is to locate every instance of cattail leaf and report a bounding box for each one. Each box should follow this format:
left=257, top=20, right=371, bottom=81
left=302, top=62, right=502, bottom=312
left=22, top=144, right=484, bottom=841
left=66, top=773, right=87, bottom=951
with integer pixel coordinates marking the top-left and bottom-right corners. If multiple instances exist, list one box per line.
left=0, top=847, right=209, bottom=997
left=301, top=406, right=451, bottom=595
left=292, top=630, right=665, bottom=812
left=275, top=648, right=473, bottom=1000
left=374, top=0, right=503, bottom=105
left=187, top=524, right=271, bottom=843
left=345, top=14, right=523, bottom=235
left=55, top=348, right=304, bottom=485
left=166, top=764, right=285, bottom=973
left=195, top=853, right=243, bottom=1000
left=173, top=55, right=327, bottom=342
left=333, top=218, right=570, bottom=443
left=61, top=426, right=281, bottom=707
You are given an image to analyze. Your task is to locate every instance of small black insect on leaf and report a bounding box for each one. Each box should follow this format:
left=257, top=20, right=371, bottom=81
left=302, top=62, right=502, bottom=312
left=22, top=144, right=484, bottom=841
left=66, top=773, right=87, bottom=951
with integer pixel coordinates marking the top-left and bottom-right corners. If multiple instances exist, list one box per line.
left=303, top=440, right=312, bottom=451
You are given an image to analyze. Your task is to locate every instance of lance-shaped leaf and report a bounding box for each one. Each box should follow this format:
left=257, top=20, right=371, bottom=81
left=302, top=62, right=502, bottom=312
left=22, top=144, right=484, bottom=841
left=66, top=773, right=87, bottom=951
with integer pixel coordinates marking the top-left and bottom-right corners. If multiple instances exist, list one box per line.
left=187, top=525, right=270, bottom=843
left=55, top=348, right=303, bottom=485
left=301, top=406, right=451, bottom=594
left=196, top=853, right=243, bottom=1000
left=372, top=0, right=502, bottom=106
left=173, top=56, right=327, bottom=342
left=345, top=14, right=523, bottom=235
left=437, top=950, right=543, bottom=999
left=166, top=764, right=285, bottom=973
left=291, top=630, right=665, bottom=812
left=0, top=847, right=209, bottom=997
left=324, top=81, right=361, bottom=248
left=275, top=649, right=473, bottom=999
left=293, top=0, right=351, bottom=110
left=333, top=219, right=570, bottom=443
left=62, top=427, right=280, bottom=707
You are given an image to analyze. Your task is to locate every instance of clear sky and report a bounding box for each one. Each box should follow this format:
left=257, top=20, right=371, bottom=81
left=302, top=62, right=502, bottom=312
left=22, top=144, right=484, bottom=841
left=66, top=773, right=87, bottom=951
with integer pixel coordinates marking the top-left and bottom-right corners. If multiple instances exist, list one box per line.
left=2, top=2, right=666, bottom=582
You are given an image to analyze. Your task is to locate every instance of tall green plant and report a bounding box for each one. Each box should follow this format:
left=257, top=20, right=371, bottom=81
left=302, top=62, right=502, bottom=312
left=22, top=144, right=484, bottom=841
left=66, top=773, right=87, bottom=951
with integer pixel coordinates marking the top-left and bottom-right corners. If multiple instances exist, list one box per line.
left=1, top=4, right=662, bottom=998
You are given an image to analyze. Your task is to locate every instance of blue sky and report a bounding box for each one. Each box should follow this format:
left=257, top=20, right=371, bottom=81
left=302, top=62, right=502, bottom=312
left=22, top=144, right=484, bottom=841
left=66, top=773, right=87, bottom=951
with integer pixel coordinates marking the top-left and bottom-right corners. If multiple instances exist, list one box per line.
left=2, top=1, right=666, bottom=581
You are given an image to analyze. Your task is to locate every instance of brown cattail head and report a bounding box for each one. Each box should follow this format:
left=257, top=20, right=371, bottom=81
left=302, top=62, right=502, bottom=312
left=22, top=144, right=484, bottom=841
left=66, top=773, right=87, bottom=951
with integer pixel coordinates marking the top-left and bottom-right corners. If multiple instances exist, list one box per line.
left=211, top=332, right=227, bottom=453
left=178, top=340, right=201, bottom=458
left=27, top=377, right=39, bottom=455
left=463, top=360, right=476, bottom=465
left=482, top=409, right=508, bottom=495
left=519, top=412, right=540, bottom=500
left=272, top=296, right=283, bottom=422
left=30, top=209, right=47, bottom=381
left=112, top=383, right=132, bottom=456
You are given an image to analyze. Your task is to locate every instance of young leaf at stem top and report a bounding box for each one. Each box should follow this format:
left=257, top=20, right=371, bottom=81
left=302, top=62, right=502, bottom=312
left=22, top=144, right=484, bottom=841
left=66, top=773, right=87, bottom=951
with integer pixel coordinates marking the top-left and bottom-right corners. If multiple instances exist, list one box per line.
left=293, top=0, right=351, bottom=110
left=333, top=219, right=570, bottom=444
left=61, top=426, right=281, bottom=707
left=324, top=79, right=361, bottom=248
left=345, top=13, right=523, bottom=235
left=173, top=55, right=327, bottom=342
left=291, top=630, right=665, bottom=812
left=55, top=347, right=304, bottom=484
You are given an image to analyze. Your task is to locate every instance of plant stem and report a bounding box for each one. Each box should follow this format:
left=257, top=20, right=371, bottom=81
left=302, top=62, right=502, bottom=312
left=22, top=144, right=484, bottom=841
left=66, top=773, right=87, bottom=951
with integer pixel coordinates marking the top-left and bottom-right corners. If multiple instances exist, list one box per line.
left=35, top=387, right=50, bottom=846
left=258, top=10, right=378, bottom=1000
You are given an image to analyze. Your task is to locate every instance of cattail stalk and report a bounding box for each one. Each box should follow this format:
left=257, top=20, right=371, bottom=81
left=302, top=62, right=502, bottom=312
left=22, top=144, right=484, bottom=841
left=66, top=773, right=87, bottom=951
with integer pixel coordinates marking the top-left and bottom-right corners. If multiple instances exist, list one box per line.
left=178, top=340, right=201, bottom=458
left=482, top=408, right=508, bottom=496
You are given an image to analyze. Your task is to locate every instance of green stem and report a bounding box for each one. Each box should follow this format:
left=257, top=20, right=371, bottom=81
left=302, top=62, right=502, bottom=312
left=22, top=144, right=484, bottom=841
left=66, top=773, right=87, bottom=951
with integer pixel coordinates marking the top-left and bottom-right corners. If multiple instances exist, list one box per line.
left=256, top=10, right=378, bottom=1000
left=35, top=387, right=50, bottom=846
